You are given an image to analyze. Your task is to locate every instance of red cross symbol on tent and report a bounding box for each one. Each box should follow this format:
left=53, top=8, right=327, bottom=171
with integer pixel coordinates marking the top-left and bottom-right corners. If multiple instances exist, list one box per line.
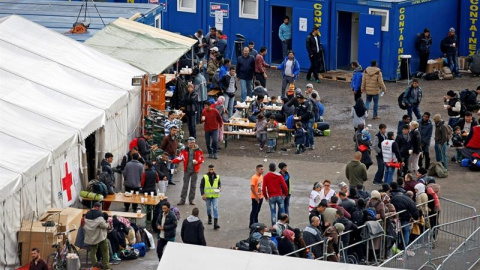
left=62, top=163, right=73, bottom=201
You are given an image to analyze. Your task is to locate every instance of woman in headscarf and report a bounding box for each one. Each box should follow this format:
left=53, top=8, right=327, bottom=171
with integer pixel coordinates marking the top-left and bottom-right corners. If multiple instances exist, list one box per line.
left=212, top=96, right=227, bottom=144
left=293, top=228, right=307, bottom=258
left=309, top=182, right=322, bottom=213
left=277, top=229, right=297, bottom=257
left=351, top=97, right=368, bottom=132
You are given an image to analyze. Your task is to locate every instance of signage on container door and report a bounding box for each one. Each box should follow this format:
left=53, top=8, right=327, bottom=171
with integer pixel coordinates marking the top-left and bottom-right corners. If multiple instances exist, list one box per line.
left=210, top=3, right=229, bottom=18
left=468, top=0, right=478, bottom=55
left=397, top=7, right=406, bottom=75
left=313, top=3, right=323, bottom=36
left=299, top=18, right=308, bottom=32
left=215, top=10, right=224, bottom=31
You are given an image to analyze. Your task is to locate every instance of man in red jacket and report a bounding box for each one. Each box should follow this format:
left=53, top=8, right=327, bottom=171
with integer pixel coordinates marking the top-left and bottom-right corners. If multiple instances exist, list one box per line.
left=201, top=101, right=224, bottom=159
left=262, top=163, right=288, bottom=226
left=172, top=137, right=205, bottom=205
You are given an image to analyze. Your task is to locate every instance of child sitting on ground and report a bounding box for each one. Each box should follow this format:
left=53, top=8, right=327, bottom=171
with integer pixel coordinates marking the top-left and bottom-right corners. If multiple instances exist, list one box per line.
left=254, top=114, right=267, bottom=151
left=451, top=126, right=464, bottom=162
left=266, top=115, right=279, bottom=153
left=294, top=122, right=306, bottom=154
left=267, top=96, right=279, bottom=106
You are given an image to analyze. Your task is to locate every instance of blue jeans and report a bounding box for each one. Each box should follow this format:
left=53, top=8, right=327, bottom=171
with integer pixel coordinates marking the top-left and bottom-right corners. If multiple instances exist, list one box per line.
left=303, top=118, right=315, bottom=147
left=401, top=220, right=411, bottom=248
left=283, top=195, right=290, bottom=216
left=446, top=54, right=460, bottom=76
left=448, top=117, right=460, bottom=129
left=267, top=139, right=276, bottom=148
left=435, top=142, right=448, bottom=170
left=224, top=94, right=235, bottom=118
left=282, top=39, right=291, bottom=58
left=374, top=154, right=384, bottom=183
left=384, top=165, right=396, bottom=185
left=407, top=105, right=421, bottom=120
left=205, top=129, right=219, bottom=155
left=268, top=196, right=285, bottom=226
left=250, top=198, right=263, bottom=227
left=257, top=133, right=267, bottom=148
left=239, top=79, right=253, bottom=102
left=365, top=94, right=380, bottom=118
left=206, top=197, right=219, bottom=218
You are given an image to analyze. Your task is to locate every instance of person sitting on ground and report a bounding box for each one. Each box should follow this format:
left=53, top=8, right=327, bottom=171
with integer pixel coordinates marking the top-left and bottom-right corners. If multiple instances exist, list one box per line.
left=267, top=96, right=280, bottom=106
left=455, top=111, right=478, bottom=135
left=311, top=93, right=324, bottom=120
left=254, top=114, right=267, bottom=151
left=256, top=230, right=279, bottom=255
left=252, top=81, right=268, bottom=97
left=467, top=51, right=480, bottom=77
left=294, top=122, right=306, bottom=154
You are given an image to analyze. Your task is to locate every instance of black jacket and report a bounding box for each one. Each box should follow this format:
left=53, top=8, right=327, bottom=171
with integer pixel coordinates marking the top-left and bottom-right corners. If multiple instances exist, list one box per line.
left=156, top=211, right=177, bottom=239
left=155, top=160, right=169, bottom=180
left=184, top=91, right=198, bottom=113
left=415, top=33, right=432, bottom=53
left=137, top=136, right=151, bottom=161
left=410, top=128, right=422, bottom=154
left=395, top=133, right=411, bottom=158
left=419, top=119, right=433, bottom=145
left=296, top=100, right=313, bottom=121
left=236, top=55, right=255, bottom=80
left=334, top=217, right=357, bottom=246
left=277, top=237, right=297, bottom=256
left=441, top=34, right=458, bottom=55
left=306, top=33, right=321, bottom=56
left=390, top=191, right=419, bottom=222
left=100, top=159, right=115, bottom=188
left=454, top=118, right=478, bottom=132
left=120, top=152, right=145, bottom=171
left=142, top=168, right=158, bottom=193
left=181, top=216, right=206, bottom=246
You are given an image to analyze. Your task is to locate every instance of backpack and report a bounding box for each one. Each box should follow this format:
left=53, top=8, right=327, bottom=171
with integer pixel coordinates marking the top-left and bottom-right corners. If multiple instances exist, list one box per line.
left=310, top=99, right=320, bottom=122
left=87, top=179, right=108, bottom=197
left=470, top=158, right=480, bottom=172
left=459, top=89, right=473, bottom=105
left=132, top=243, right=146, bottom=257
left=98, top=172, right=115, bottom=194
left=444, top=123, right=453, bottom=140
left=428, top=161, right=448, bottom=178
left=258, top=238, right=273, bottom=254
left=424, top=71, right=439, bottom=80
left=398, top=92, right=407, bottom=110
left=129, top=137, right=143, bottom=150
left=351, top=208, right=366, bottom=226
left=366, top=201, right=381, bottom=220
left=440, top=67, right=453, bottom=80
left=286, top=115, right=294, bottom=129
left=171, top=207, right=181, bottom=221
left=119, top=249, right=139, bottom=260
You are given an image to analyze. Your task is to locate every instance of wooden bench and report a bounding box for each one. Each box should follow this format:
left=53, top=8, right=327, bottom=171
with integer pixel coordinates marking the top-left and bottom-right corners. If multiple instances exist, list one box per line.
left=223, top=131, right=256, bottom=149
left=207, top=90, right=219, bottom=96
left=82, top=209, right=146, bottom=220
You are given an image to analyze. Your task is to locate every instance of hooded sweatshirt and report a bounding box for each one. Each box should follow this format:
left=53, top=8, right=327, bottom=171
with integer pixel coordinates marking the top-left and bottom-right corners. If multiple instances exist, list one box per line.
left=181, top=215, right=206, bottom=246
left=84, top=210, right=109, bottom=245
left=415, top=183, right=428, bottom=215
left=345, top=159, right=367, bottom=186
left=361, top=66, right=386, bottom=95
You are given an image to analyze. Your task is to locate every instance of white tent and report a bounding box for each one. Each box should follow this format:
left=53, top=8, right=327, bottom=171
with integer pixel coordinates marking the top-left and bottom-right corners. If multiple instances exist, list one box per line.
left=0, top=15, right=144, bottom=269
left=160, top=242, right=398, bottom=270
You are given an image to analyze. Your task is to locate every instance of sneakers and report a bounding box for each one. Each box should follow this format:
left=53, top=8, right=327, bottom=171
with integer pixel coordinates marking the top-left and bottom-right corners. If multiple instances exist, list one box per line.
left=213, top=153, right=218, bottom=159
left=373, top=116, right=381, bottom=120
left=373, top=181, right=383, bottom=185
left=406, top=250, right=415, bottom=257
left=208, top=154, right=214, bottom=159
left=112, top=254, right=121, bottom=261
left=177, top=201, right=185, bottom=205
left=309, top=145, right=315, bottom=150
left=306, top=77, right=314, bottom=81
left=168, top=181, right=176, bottom=185
left=315, top=80, right=321, bottom=83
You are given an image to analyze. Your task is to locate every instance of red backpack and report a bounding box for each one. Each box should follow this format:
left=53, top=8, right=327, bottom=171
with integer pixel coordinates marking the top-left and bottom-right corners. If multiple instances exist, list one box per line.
left=129, top=137, right=144, bottom=150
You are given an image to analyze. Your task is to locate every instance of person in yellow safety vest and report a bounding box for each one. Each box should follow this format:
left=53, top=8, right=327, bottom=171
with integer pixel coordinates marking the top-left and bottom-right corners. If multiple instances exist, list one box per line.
left=200, top=164, right=221, bottom=230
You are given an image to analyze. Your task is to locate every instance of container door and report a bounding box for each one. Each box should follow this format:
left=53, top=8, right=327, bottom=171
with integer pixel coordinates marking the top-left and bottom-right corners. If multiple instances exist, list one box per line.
left=205, top=1, right=231, bottom=58
left=358, top=14, right=381, bottom=69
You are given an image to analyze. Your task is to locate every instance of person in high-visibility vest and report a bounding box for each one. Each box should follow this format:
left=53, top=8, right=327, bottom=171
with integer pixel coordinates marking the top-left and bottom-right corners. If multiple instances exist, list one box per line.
left=200, top=165, right=222, bottom=230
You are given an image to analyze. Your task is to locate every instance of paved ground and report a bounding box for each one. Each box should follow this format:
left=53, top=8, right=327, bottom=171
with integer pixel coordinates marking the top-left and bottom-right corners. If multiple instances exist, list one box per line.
left=109, top=69, right=480, bottom=269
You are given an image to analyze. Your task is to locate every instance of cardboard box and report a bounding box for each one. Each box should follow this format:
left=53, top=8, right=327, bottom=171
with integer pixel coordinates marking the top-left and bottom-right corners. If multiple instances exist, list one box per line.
left=40, top=207, right=83, bottom=244
left=458, top=56, right=470, bottom=70
left=18, top=222, right=59, bottom=265
left=18, top=240, right=58, bottom=265
left=426, top=58, right=444, bottom=74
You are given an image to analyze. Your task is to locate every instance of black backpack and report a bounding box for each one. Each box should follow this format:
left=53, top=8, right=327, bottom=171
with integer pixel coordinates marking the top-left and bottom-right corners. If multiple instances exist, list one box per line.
left=258, top=238, right=273, bottom=254
left=351, top=208, right=366, bottom=226
left=424, top=71, right=439, bottom=80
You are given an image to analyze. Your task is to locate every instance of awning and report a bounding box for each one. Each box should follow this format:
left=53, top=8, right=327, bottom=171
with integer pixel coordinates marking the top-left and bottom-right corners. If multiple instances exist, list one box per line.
left=85, top=17, right=197, bottom=74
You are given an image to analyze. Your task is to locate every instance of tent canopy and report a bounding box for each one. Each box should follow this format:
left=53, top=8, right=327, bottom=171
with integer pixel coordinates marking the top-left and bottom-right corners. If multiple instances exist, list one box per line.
left=159, top=242, right=398, bottom=270
left=85, top=17, right=197, bottom=74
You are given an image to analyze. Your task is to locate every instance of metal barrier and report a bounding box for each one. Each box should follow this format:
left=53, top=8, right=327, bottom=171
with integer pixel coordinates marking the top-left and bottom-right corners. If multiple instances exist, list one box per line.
left=436, top=227, right=480, bottom=270
left=438, top=197, right=477, bottom=225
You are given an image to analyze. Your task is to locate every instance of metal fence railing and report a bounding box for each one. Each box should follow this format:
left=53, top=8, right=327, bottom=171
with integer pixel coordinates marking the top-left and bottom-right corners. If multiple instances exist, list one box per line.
left=436, top=227, right=480, bottom=270
left=438, top=197, right=477, bottom=225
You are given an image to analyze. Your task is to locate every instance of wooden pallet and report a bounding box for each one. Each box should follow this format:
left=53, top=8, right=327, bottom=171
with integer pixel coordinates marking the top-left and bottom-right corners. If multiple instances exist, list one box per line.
left=320, top=71, right=352, bottom=82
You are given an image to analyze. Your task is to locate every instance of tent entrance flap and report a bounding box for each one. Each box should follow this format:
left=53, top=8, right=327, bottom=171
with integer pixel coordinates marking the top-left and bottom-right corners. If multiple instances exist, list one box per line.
left=85, top=133, right=96, bottom=181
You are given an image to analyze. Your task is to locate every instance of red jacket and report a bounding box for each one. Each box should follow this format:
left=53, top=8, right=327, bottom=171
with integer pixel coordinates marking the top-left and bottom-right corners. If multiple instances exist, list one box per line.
left=172, top=146, right=204, bottom=173
left=202, top=108, right=223, bottom=132
left=262, top=172, right=288, bottom=199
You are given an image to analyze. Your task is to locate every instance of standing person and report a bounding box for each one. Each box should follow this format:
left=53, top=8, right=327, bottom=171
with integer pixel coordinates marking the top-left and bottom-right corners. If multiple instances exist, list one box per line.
left=440, top=27, right=461, bottom=78
left=345, top=152, right=368, bottom=194
left=402, top=79, right=423, bottom=120
left=294, top=122, right=306, bottom=154
left=221, top=66, right=237, bottom=118
left=100, top=152, right=115, bottom=211
left=279, top=16, right=292, bottom=58
left=278, top=162, right=291, bottom=216
left=351, top=98, right=368, bottom=132
left=303, top=216, right=323, bottom=258
left=155, top=153, right=170, bottom=194
left=216, top=30, right=227, bottom=56
left=122, top=153, right=143, bottom=212
left=351, top=61, right=363, bottom=102
left=373, top=124, right=387, bottom=185
left=415, top=28, right=432, bottom=73
left=156, top=202, right=177, bottom=261
left=29, top=248, right=48, bottom=270
left=164, top=111, right=178, bottom=136
left=382, top=131, right=403, bottom=185
left=354, top=124, right=373, bottom=169
left=262, top=163, right=288, bottom=226
left=201, top=101, right=223, bottom=159
left=160, top=125, right=179, bottom=186
left=120, top=147, right=145, bottom=172
left=390, top=191, right=419, bottom=249
left=250, top=164, right=264, bottom=227
left=444, top=90, right=462, bottom=128
left=409, top=121, right=422, bottom=173
left=193, top=29, right=207, bottom=61
left=172, top=137, right=205, bottom=205
left=84, top=202, right=110, bottom=269
left=184, top=83, right=198, bottom=139
left=193, top=68, right=208, bottom=124
left=254, top=47, right=270, bottom=87
left=181, top=208, right=206, bottom=246
left=248, top=41, right=258, bottom=58
left=137, top=131, right=157, bottom=161
left=200, top=165, right=221, bottom=230
left=361, top=59, right=387, bottom=120
left=296, top=94, right=315, bottom=149
left=306, top=26, right=322, bottom=83
left=319, top=179, right=336, bottom=202
left=141, top=161, right=159, bottom=195
left=419, top=112, right=433, bottom=169
left=273, top=51, right=300, bottom=98
left=433, top=114, right=449, bottom=170
left=396, top=124, right=412, bottom=177
left=204, top=27, right=218, bottom=53
left=236, top=47, right=255, bottom=102
left=309, top=182, right=322, bottom=213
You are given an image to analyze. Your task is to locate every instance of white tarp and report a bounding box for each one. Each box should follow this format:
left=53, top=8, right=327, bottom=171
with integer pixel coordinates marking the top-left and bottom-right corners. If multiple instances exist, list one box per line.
left=85, top=17, right=197, bottom=74
left=160, top=242, right=399, bottom=270
left=0, top=15, right=144, bottom=269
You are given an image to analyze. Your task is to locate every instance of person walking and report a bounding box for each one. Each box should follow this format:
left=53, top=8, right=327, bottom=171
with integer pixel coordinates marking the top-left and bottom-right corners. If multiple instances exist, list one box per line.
left=419, top=112, right=433, bottom=169
left=156, top=202, right=177, bottom=261
left=278, top=162, right=291, bottom=216
left=254, top=46, right=270, bottom=87
left=361, top=59, right=387, bottom=120
left=250, top=164, right=264, bottom=227
left=122, top=153, right=143, bottom=212
left=220, top=66, right=237, bottom=118
left=351, top=98, right=368, bottom=132
left=306, top=26, right=322, bottom=83
left=345, top=152, right=368, bottom=194
left=351, top=61, right=363, bottom=102
left=402, top=79, right=423, bottom=120
left=173, top=137, right=205, bottom=205
left=200, top=165, right=221, bottom=230
left=84, top=202, right=110, bottom=269
left=201, top=101, right=223, bottom=159
left=236, top=47, right=255, bottom=102
left=273, top=51, right=300, bottom=98
left=433, top=114, right=449, bottom=170
left=262, top=163, right=288, bottom=226
left=441, top=27, right=461, bottom=78
left=181, top=207, right=206, bottom=246
left=373, top=123, right=387, bottom=185
left=415, top=28, right=432, bottom=73
left=382, top=131, right=403, bottom=185
left=279, top=16, right=292, bottom=58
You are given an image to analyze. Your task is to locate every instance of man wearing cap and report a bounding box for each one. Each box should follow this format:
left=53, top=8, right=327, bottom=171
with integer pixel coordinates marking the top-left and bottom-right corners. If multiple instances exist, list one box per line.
left=305, top=84, right=319, bottom=100
left=441, top=27, right=461, bottom=78
left=200, top=165, right=221, bottom=229
left=306, top=26, right=322, bottom=83
left=172, top=137, right=205, bottom=205
left=160, top=125, right=179, bottom=186
left=236, top=47, right=256, bottom=102
left=206, top=50, right=220, bottom=81
left=402, top=79, right=423, bottom=121
left=345, top=152, right=367, bottom=194
left=296, top=94, right=315, bottom=150
left=278, top=162, right=292, bottom=216
left=415, top=28, right=432, bottom=73
left=84, top=202, right=110, bottom=269
left=201, top=101, right=223, bottom=159
left=262, top=163, right=288, bottom=226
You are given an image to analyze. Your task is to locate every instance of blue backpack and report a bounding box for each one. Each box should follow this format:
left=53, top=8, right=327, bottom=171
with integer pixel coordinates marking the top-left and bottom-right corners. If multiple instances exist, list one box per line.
left=132, top=242, right=146, bottom=257
left=286, top=115, right=294, bottom=129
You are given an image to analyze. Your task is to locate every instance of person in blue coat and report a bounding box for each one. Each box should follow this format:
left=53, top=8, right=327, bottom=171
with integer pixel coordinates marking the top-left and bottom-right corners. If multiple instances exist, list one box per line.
left=350, top=61, right=363, bottom=102
left=402, top=79, right=423, bottom=120
left=273, top=51, right=300, bottom=98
